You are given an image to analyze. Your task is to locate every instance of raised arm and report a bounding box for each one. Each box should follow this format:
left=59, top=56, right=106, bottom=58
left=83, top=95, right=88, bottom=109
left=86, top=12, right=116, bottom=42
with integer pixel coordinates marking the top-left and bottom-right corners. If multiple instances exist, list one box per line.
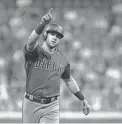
left=27, top=8, right=53, bottom=52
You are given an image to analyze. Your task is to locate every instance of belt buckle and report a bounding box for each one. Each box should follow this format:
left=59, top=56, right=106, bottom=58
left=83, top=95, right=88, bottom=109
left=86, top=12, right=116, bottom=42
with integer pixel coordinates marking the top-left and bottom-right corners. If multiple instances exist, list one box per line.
left=51, top=97, right=54, bottom=102
left=41, top=98, right=50, bottom=104
left=29, top=95, right=33, bottom=100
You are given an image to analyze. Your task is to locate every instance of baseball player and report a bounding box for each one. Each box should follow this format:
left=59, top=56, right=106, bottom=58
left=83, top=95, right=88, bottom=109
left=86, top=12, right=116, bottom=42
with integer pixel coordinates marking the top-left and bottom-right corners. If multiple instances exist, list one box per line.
left=22, top=8, right=91, bottom=123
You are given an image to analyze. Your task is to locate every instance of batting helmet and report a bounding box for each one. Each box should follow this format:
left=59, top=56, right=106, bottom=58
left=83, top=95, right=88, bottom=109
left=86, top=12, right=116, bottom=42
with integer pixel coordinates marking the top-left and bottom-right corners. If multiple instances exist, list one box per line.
left=43, top=23, right=64, bottom=40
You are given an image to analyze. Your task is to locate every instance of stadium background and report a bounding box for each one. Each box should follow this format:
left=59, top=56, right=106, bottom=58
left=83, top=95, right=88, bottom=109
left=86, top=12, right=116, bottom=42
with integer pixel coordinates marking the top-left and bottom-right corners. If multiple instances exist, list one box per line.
left=0, top=0, right=122, bottom=123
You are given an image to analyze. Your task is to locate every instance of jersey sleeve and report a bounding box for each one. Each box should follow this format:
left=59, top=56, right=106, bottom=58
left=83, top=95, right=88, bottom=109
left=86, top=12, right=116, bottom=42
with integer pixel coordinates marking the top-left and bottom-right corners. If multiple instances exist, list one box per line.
left=61, top=63, right=71, bottom=80
left=23, top=44, right=38, bottom=61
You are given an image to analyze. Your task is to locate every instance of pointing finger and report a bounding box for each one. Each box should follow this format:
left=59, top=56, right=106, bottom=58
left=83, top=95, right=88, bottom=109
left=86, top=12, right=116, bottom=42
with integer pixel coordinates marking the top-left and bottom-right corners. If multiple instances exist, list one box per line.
left=49, top=8, right=53, bottom=14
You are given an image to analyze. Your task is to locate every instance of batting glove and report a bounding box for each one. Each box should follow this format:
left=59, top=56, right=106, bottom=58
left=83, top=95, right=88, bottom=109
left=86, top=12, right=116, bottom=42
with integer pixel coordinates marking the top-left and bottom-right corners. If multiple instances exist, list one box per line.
left=81, top=99, right=91, bottom=115
left=41, top=8, right=53, bottom=25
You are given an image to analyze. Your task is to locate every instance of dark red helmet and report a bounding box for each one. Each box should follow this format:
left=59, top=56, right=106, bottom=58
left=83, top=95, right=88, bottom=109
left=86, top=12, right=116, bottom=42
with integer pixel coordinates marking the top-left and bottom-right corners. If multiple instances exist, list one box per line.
left=44, top=23, right=64, bottom=39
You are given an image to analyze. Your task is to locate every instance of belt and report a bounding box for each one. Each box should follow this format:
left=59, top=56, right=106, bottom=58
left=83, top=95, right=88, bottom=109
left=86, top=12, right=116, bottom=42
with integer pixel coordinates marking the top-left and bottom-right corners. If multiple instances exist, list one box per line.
left=25, top=93, right=58, bottom=104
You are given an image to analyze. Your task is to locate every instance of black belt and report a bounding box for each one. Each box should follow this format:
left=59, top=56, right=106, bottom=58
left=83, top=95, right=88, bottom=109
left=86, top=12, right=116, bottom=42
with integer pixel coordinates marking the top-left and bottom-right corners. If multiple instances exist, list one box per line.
left=25, top=93, right=58, bottom=104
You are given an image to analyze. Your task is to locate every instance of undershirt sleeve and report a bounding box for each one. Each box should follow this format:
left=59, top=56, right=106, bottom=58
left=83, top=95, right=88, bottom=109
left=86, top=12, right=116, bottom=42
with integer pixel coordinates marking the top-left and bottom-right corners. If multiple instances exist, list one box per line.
left=61, top=63, right=71, bottom=80
left=23, top=44, right=38, bottom=61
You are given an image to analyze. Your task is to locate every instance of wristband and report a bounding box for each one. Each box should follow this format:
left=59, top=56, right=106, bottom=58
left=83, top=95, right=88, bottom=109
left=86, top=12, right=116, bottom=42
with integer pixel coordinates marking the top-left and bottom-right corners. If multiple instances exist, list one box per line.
left=74, top=91, right=85, bottom=100
left=35, top=22, right=45, bottom=35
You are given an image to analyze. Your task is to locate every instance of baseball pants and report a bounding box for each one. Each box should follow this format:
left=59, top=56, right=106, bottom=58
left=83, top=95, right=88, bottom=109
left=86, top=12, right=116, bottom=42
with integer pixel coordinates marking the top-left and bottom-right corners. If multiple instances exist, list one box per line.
left=22, top=96, right=60, bottom=123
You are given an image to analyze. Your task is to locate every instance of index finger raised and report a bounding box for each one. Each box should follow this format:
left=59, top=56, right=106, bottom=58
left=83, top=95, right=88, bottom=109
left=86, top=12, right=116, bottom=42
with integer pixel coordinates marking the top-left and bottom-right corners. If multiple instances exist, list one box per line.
left=49, top=8, right=53, bottom=14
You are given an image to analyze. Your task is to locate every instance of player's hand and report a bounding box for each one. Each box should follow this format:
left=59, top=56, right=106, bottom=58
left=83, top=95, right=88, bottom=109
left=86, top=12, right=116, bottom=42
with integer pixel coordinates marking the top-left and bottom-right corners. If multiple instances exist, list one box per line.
left=41, top=8, right=53, bottom=25
left=81, top=99, right=91, bottom=115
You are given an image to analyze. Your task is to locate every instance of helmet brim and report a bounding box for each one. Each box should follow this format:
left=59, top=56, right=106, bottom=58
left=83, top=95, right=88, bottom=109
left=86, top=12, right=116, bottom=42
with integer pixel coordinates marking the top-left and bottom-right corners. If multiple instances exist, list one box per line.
left=47, top=30, right=64, bottom=39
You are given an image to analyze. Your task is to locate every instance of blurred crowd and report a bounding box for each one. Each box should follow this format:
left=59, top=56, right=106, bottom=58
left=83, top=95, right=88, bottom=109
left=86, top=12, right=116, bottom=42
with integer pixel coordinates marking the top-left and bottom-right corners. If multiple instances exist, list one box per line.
left=1, top=0, right=122, bottom=112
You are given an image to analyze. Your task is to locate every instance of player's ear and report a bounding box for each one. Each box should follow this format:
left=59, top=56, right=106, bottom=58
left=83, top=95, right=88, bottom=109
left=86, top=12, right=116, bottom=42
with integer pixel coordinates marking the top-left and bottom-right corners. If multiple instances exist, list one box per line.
left=43, top=32, right=48, bottom=41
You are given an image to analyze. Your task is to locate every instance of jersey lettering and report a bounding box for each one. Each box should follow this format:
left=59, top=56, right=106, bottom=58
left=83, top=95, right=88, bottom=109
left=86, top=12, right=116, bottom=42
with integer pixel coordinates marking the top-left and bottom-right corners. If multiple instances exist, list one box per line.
left=47, top=60, right=53, bottom=71
left=58, top=63, right=62, bottom=74
left=34, top=58, right=42, bottom=68
left=53, top=62, right=57, bottom=71
left=41, top=59, right=48, bottom=69
left=34, top=58, right=64, bottom=75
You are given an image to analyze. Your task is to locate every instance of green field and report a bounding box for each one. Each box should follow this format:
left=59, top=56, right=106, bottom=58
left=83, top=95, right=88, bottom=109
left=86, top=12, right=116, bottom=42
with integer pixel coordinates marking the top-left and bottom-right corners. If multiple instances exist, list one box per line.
left=0, top=112, right=122, bottom=123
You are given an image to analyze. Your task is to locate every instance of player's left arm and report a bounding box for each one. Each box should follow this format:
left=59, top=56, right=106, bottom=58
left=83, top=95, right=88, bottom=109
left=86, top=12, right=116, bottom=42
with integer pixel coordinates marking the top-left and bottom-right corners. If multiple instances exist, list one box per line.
left=61, top=64, right=91, bottom=115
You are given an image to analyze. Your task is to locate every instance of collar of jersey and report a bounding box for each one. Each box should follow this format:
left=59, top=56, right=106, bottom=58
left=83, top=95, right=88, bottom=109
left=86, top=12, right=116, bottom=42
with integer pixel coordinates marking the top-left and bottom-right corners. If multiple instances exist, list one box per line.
left=41, top=45, right=57, bottom=55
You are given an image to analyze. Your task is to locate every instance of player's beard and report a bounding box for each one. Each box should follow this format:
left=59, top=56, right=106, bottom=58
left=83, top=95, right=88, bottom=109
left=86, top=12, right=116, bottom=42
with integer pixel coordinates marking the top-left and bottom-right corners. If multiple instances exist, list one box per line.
left=48, top=41, right=59, bottom=49
left=48, top=44, right=57, bottom=49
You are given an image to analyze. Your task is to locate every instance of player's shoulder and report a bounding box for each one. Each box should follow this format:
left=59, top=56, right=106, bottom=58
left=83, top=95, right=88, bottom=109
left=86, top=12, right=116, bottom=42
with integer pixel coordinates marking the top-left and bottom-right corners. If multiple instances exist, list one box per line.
left=56, top=48, right=69, bottom=64
left=56, top=48, right=65, bottom=57
left=35, top=44, right=44, bottom=52
left=24, top=43, right=41, bottom=51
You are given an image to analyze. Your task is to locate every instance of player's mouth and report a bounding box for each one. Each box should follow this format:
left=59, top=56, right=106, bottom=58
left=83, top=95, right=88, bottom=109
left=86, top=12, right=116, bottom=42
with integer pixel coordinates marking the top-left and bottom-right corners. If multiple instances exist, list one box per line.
left=51, top=40, right=57, bottom=44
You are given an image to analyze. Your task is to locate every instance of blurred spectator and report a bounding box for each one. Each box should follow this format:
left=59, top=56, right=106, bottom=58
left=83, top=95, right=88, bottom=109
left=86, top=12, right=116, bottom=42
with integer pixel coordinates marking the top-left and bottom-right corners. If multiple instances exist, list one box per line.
left=1, top=0, right=122, bottom=112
